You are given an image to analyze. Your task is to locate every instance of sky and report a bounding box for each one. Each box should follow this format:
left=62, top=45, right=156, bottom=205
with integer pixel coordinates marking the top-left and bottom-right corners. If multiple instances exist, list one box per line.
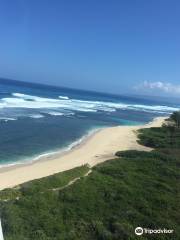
left=0, top=0, right=179, bottom=96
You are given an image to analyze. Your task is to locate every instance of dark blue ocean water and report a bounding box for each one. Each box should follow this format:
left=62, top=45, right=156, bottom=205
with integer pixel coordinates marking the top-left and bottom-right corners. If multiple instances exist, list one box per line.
left=0, top=79, right=179, bottom=166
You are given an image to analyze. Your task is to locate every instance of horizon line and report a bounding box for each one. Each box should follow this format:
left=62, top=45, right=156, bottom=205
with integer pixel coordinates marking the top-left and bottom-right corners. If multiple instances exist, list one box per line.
left=0, top=77, right=180, bottom=102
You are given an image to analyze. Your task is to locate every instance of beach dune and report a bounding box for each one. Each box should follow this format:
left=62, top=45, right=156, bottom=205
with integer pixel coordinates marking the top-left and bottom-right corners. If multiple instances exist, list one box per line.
left=0, top=117, right=165, bottom=190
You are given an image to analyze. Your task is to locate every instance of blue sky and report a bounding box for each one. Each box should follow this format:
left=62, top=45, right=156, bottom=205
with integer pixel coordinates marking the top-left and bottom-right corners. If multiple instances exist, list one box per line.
left=0, top=0, right=179, bottom=96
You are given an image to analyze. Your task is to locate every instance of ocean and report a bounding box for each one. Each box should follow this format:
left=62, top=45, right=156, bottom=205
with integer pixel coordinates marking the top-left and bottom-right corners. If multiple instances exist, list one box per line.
left=0, top=79, right=179, bottom=167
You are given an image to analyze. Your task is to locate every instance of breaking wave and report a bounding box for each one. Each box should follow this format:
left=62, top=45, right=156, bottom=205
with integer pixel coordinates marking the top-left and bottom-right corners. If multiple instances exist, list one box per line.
left=0, top=117, right=17, bottom=122
left=59, top=96, right=69, bottom=100
left=0, top=92, right=179, bottom=120
left=29, top=114, right=44, bottom=119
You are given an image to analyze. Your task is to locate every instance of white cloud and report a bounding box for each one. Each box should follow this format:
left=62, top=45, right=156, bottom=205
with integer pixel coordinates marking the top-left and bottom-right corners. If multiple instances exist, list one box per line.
left=135, top=81, right=180, bottom=95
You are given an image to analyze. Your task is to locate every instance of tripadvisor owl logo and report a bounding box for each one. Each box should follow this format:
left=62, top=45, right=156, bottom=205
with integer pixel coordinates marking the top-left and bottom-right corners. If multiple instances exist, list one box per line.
left=135, top=227, right=143, bottom=235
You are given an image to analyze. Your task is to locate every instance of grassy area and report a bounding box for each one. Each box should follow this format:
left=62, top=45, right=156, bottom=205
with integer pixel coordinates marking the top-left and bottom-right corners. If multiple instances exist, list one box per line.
left=0, top=165, right=89, bottom=201
left=0, top=124, right=179, bottom=239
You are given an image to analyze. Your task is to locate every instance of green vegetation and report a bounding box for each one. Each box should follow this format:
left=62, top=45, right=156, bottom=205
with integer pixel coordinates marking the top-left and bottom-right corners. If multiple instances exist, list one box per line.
left=0, top=114, right=180, bottom=239
left=0, top=165, right=90, bottom=201
left=170, top=111, right=180, bottom=128
left=138, top=126, right=180, bottom=149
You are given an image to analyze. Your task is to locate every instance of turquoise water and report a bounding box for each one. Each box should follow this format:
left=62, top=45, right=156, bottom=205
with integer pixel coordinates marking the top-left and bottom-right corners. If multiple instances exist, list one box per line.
left=0, top=79, right=178, bottom=166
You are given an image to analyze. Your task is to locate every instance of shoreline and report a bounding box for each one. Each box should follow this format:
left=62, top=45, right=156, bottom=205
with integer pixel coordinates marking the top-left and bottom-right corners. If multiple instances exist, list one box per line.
left=0, top=117, right=166, bottom=190
left=0, top=127, right=102, bottom=170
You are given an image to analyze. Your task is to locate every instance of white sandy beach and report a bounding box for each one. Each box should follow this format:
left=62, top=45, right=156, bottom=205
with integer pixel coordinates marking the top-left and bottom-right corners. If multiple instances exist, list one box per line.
left=0, top=117, right=165, bottom=190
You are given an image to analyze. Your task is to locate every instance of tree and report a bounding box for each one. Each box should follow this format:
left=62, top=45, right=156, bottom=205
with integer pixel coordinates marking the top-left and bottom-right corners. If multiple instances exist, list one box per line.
left=165, top=124, right=176, bottom=146
left=170, top=111, right=180, bottom=128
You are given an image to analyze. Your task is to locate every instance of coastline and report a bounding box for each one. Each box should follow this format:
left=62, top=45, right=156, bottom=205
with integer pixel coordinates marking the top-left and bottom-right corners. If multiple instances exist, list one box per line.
left=0, top=117, right=166, bottom=190
left=0, top=127, right=102, bottom=170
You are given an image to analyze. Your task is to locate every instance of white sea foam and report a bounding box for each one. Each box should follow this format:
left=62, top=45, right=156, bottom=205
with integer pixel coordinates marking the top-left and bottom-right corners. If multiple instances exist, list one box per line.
left=59, top=96, right=69, bottom=100
left=0, top=92, right=179, bottom=116
left=29, top=114, right=44, bottom=119
left=41, top=110, right=74, bottom=116
left=44, top=111, right=65, bottom=116
left=0, top=117, right=17, bottom=122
